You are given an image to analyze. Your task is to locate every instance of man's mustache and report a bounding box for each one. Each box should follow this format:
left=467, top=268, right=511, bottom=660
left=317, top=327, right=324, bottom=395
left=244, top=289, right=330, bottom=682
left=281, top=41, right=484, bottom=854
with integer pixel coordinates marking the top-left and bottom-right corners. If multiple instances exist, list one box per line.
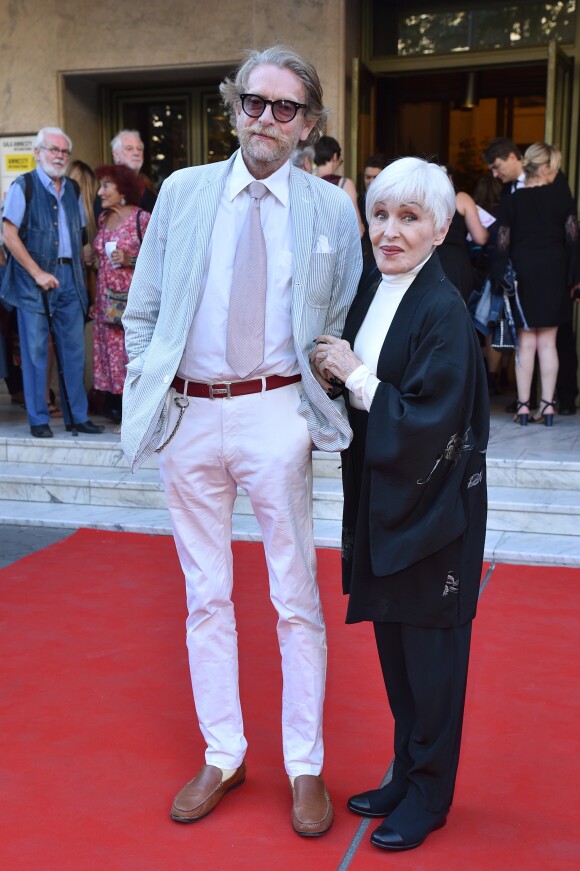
left=244, top=122, right=286, bottom=143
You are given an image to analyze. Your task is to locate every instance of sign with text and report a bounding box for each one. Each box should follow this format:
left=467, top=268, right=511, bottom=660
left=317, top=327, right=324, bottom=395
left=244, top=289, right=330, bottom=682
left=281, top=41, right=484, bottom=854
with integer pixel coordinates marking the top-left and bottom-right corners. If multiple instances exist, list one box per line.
left=1, top=135, right=35, bottom=205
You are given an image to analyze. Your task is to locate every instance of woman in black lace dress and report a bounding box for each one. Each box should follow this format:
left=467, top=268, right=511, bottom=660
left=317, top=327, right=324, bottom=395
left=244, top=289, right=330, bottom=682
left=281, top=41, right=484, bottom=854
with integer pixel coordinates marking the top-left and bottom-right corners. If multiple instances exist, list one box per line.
left=437, top=167, right=489, bottom=302
left=494, top=143, right=579, bottom=425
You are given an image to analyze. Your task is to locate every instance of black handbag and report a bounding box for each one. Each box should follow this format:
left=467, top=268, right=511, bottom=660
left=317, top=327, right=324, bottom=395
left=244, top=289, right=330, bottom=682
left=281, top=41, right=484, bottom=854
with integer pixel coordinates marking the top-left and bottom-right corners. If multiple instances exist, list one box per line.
left=491, top=313, right=515, bottom=351
left=491, top=261, right=526, bottom=353
left=491, top=286, right=522, bottom=352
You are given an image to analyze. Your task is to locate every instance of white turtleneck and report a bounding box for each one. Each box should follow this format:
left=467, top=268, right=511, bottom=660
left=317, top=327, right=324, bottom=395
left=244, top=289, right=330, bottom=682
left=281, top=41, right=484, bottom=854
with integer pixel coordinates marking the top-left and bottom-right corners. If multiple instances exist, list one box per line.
left=345, top=255, right=431, bottom=411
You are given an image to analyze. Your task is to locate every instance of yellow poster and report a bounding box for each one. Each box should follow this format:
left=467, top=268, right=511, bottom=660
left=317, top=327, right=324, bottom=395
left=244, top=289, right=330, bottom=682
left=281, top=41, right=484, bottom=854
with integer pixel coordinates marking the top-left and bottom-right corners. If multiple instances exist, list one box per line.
left=1, top=135, right=36, bottom=205
left=5, top=153, right=36, bottom=173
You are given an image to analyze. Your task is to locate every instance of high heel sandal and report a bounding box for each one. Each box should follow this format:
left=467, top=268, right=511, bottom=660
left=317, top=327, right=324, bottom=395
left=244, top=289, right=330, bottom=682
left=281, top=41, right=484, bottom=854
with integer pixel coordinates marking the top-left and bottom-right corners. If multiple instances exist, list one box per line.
left=531, top=399, right=555, bottom=427
left=513, top=400, right=529, bottom=426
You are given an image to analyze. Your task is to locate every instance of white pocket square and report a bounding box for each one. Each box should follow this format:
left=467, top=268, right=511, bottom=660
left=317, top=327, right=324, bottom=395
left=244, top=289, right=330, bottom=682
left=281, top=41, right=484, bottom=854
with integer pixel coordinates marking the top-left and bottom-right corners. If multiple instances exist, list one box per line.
left=314, top=235, right=331, bottom=254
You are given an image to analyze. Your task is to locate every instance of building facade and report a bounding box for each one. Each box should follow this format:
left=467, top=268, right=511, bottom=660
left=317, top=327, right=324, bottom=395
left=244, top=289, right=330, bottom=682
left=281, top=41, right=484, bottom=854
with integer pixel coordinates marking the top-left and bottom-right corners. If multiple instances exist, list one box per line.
left=1, top=2, right=580, bottom=196
left=0, top=0, right=360, bottom=193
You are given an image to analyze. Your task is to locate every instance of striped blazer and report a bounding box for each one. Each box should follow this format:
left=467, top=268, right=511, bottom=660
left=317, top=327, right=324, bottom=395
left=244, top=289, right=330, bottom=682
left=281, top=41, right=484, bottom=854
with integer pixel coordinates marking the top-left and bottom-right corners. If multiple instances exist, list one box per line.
left=121, top=151, right=362, bottom=471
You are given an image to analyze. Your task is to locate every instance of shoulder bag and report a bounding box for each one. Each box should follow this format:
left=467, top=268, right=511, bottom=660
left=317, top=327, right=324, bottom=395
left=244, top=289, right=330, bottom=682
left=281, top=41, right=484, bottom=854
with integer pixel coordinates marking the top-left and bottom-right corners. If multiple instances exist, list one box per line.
left=102, top=210, right=144, bottom=327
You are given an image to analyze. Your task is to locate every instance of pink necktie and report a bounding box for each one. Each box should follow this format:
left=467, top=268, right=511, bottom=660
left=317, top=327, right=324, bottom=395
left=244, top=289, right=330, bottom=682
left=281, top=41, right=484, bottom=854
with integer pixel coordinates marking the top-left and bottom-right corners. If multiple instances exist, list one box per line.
left=226, top=181, right=268, bottom=379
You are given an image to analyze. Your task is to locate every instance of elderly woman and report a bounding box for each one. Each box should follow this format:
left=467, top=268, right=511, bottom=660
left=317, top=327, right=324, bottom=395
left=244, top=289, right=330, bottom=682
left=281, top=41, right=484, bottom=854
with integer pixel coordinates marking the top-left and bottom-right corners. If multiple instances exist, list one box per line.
left=312, top=157, right=489, bottom=852
left=92, top=164, right=149, bottom=432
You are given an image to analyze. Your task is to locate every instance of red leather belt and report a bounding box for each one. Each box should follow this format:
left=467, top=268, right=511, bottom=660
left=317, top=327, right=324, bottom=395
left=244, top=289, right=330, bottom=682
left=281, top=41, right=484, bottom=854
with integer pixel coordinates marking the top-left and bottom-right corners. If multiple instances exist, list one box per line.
left=171, top=374, right=301, bottom=399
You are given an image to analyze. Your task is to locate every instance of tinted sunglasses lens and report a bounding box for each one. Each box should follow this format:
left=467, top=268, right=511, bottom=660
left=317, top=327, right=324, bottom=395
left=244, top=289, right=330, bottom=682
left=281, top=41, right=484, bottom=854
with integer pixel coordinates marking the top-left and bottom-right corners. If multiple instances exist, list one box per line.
left=273, top=101, right=296, bottom=122
left=243, top=95, right=265, bottom=116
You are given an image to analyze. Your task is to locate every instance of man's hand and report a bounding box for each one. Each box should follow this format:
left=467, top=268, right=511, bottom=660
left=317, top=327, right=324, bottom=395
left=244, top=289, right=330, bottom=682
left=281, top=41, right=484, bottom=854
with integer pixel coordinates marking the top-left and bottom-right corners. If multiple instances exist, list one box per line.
left=34, top=270, right=59, bottom=291
left=2, top=220, right=59, bottom=291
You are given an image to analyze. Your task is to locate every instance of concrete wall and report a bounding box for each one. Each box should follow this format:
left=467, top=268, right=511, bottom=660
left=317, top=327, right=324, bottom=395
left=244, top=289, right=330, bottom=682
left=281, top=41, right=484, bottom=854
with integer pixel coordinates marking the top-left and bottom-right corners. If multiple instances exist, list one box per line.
left=0, top=0, right=355, bottom=166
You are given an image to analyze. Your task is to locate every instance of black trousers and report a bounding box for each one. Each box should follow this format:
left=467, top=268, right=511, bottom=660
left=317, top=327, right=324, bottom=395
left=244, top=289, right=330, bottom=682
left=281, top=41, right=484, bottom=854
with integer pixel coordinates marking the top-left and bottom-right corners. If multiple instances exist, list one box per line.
left=556, top=320, right=579, bottom=404
left=373, top=620, right=472, bottom=815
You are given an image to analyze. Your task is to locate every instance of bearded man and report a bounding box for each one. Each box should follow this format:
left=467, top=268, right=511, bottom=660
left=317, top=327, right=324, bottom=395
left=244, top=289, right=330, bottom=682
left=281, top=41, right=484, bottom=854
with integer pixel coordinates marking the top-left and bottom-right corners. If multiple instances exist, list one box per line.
left=121, top=45, right=361, bottom=834
left=1, top=126, right=103, bottom=437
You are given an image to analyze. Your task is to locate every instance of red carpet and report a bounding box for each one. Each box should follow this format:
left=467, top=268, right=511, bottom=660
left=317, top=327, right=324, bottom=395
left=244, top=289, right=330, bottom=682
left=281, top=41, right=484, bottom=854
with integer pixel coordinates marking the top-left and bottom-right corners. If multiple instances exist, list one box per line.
left=1, top=531, right=579, bottom=870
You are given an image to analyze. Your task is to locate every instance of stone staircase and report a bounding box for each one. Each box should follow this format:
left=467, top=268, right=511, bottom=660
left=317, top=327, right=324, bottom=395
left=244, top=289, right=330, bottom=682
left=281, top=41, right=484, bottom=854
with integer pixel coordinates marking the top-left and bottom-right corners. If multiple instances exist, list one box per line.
left=0, top=424, right=580, bottom=566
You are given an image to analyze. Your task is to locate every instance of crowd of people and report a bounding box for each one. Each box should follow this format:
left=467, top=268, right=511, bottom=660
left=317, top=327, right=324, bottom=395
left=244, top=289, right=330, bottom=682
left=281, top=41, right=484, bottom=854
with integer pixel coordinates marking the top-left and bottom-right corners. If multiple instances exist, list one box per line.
left=2, top=123, right=576, bottom=441
left=488, top=138, right=580, bottom=423
left=0, top=41, right=577, bottom=856
left=300, top=134, right=580, bottom=427
left=0, top=128, right=155, bottom=437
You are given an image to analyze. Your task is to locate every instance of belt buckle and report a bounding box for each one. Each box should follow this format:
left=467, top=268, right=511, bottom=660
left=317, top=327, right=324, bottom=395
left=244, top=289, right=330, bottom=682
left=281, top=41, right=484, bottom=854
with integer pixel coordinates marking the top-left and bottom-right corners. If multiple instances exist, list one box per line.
left=208, top=381, right=232, bottom=400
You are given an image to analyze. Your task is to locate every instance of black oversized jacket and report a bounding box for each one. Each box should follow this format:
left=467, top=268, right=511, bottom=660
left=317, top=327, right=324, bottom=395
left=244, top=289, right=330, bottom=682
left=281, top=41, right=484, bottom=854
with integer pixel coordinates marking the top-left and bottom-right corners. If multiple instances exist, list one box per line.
left=342, top=253, right=489, bottom=627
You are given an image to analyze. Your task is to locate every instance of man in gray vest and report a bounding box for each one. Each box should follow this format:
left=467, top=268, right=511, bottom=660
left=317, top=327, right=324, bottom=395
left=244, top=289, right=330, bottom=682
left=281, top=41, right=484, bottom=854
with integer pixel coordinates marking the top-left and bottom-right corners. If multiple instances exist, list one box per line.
left=1, top=126, right=104, bottom=437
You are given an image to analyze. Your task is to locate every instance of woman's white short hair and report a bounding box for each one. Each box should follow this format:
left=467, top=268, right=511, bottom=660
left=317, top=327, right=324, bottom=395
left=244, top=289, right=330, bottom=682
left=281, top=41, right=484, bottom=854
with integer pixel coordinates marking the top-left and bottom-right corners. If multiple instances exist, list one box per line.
left=365, top=157, right=456, bottom=235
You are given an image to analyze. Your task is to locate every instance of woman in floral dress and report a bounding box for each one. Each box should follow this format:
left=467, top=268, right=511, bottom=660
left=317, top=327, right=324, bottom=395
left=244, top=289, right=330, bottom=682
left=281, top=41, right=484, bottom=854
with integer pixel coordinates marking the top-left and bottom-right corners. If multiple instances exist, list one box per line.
left=92, top=164, right=150, bottom=431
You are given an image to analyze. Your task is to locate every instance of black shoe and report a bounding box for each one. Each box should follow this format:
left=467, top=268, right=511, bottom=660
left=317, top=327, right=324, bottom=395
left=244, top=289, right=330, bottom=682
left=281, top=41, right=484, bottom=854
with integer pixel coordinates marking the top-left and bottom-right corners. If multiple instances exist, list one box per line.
left=347, top=783, right=406, bottom=818
left=108, top=407, right=122, bottom=424
left=30, top=424, right=53, bottom=439
left=65, top=420, right=105, bottom=434
left=559, top=402, right=577, bottom=416
left=370, top=798, right=447, bottom=852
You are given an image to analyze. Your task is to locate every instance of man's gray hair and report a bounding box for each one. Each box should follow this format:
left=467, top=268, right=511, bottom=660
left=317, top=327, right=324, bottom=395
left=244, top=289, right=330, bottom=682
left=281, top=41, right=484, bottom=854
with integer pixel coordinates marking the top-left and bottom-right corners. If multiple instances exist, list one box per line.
left=290, top=145, right=315, bottom=169
left=219, top=45, right=329, bottom=146
left=110, top=129, right=143, bottom=154
left=34, top=127, right=72, bottom=151
left=365, top=157, right=456, bottom=235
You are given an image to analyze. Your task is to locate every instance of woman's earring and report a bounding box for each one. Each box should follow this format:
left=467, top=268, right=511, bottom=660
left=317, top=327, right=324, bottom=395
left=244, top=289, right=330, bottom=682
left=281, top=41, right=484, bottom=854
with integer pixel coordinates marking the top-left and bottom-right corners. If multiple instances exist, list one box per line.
left=120, top=197, right=126, bottom=206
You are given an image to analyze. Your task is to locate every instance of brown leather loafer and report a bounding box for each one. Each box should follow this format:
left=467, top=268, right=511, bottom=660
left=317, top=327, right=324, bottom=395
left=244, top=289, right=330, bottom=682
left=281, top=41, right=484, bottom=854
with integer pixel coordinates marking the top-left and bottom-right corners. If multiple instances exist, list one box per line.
left=170, top=761, right=246, bottom=822
left=291, top=774, right=334, bottom=836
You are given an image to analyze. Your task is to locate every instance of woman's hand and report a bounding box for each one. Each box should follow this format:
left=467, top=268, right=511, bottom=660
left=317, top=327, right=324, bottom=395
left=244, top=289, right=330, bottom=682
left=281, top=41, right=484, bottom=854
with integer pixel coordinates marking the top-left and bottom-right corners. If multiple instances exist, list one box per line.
left=310, top=334, right=362, bottom=384
left=309, top=360, right=337, bottom=397
left=83, top=244, right=96, bottom=269
left=110, top=247, right=132, bottom=268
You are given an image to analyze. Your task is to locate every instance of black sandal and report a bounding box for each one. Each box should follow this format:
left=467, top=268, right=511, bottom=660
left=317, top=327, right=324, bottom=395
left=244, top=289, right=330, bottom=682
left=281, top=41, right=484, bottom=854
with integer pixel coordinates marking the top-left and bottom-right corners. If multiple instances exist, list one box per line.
left=531, top=399, right=555, bottom=427
left=513, top=400, right=530, bottom=426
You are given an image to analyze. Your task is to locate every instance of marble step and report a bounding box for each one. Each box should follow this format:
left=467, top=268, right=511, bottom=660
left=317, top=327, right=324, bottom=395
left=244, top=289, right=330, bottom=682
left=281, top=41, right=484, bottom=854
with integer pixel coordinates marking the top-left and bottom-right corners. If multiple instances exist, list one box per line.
left=4, top=435, right=580, bottom=493
left=3, top=461, right=580, bottom=536
left=0, top=460, right=346, bottom=515
left=0, top=498, right=340, bottom=548
left=0, top=435, right=156, bottom=470
left=486, top=457, right=580, bottom=491
left=0, top=460, right=166, bottom=510
left=2, top=434, right=580, bottom=566
left=0, top=497, right=578, bottom=566
left=2, top=457, right=580, bottom=543
left=487, top=485, right=580, bottom=536
left=0, top=436, right=340, bottom=477
left=484, top=529, right=580, bottom=567
left=0, top=456, right=580, bottom=510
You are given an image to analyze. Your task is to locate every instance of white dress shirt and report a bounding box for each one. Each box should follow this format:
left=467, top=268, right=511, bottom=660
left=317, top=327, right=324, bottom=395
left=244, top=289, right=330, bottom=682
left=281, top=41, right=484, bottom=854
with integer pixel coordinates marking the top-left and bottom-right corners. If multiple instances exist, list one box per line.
left=345, top=255, right=431, bottom=410
left=178, top=150, right=299, bottom=381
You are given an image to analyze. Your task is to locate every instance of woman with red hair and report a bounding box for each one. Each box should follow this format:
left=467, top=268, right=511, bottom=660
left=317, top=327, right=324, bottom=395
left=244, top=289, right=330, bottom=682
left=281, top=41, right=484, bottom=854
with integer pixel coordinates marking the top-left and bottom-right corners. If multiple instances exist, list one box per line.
left=92, top=164, right=150, bottom=432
